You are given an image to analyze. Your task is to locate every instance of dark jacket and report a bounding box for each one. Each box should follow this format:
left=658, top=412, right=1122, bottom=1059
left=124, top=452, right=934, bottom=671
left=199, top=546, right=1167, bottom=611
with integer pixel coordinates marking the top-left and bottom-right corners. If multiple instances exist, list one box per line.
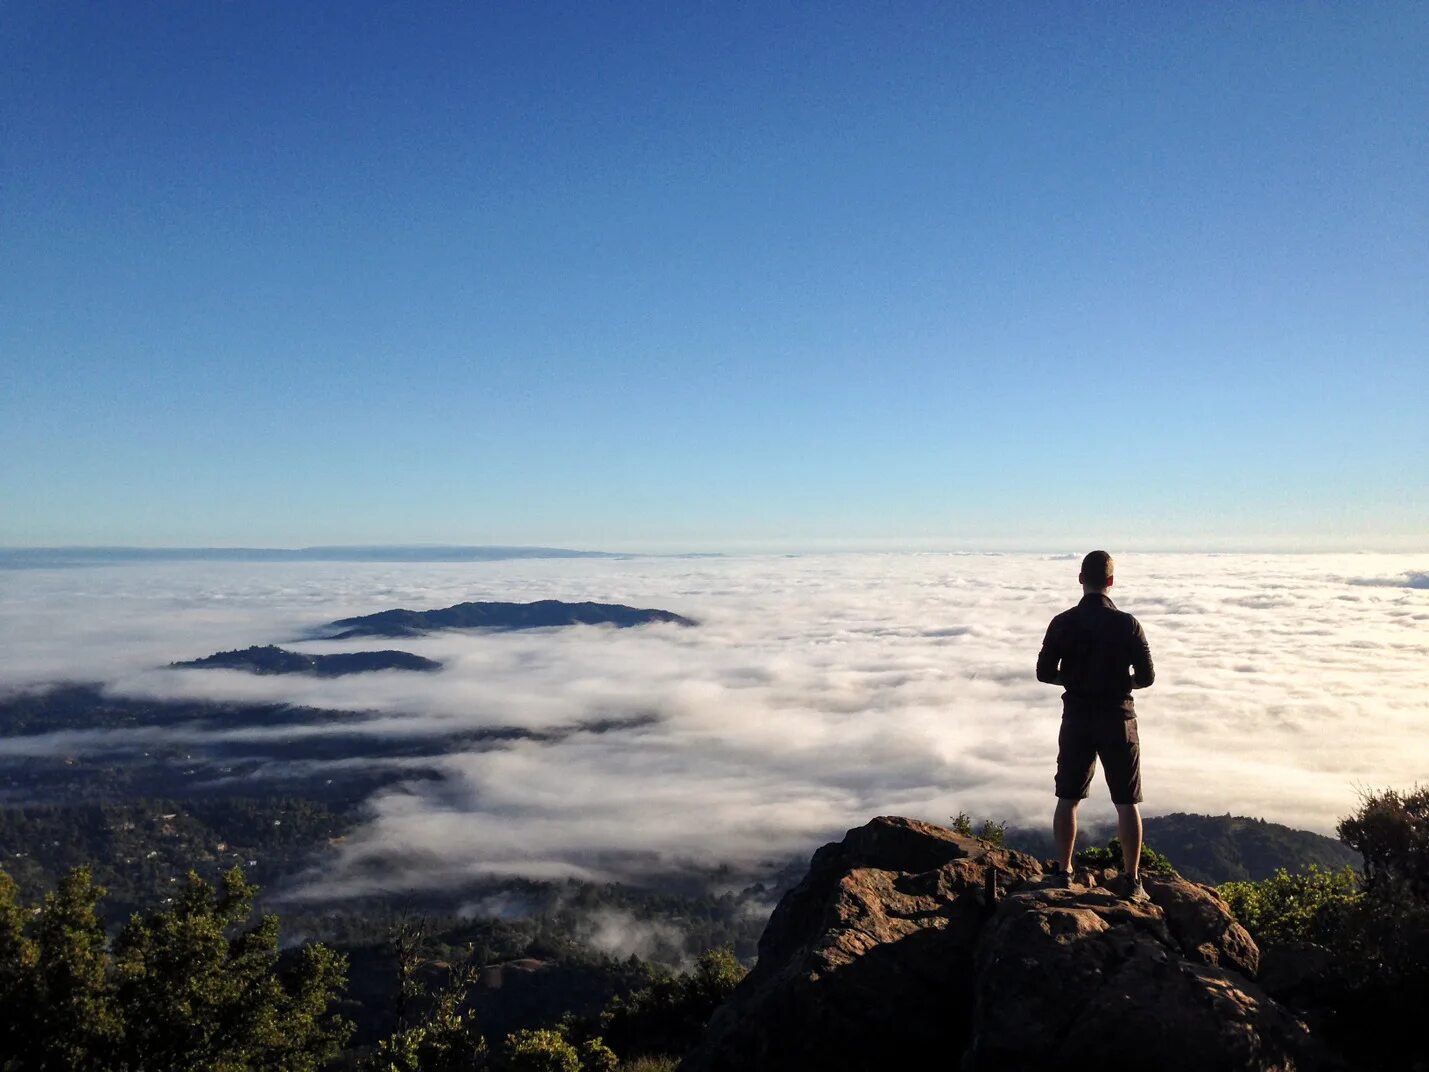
left=1036, top=592, right=1155, bottom=717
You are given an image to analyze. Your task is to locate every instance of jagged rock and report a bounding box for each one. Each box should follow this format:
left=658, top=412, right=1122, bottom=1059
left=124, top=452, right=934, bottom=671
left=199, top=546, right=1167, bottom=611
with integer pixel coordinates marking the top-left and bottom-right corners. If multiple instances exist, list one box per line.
left=968, top=881, right=1330, bottom=1071
left=682, top=816, right=1041, bottom=1071
left=682, top=816, right=1340, bottom=1072
left=1143, top=871, right=1260, bottom=977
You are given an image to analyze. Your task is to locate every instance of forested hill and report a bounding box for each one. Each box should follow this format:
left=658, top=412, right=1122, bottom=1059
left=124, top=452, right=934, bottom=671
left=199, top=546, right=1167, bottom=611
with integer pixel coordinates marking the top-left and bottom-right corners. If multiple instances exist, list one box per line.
left=1007, top=812, right=1357, bottom=883
left=1140, top=812, right=1358, bottom=882
left=171, top=645, right=442, bottom=676
left=321, top=599, right=697, bottom=638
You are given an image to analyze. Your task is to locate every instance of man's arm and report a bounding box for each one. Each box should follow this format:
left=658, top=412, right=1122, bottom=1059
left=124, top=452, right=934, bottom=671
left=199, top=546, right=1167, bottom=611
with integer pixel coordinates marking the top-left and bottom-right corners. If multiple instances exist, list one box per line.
left=1036, top=619, right=1062, bottom=685
left=1130, top=618, right=1155, bottom=689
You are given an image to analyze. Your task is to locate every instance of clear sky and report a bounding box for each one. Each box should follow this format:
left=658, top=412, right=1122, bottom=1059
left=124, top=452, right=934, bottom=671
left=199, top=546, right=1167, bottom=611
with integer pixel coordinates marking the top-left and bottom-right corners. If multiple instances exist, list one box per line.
left=3, top=3, right=1425, bottom=551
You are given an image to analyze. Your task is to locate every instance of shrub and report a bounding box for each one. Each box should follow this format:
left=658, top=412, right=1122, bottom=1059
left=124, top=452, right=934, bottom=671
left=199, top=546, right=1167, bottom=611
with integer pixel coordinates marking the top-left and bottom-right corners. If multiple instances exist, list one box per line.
left=949, top=812, right=1007, bottom=847
left=598, top=947, right=746, bottom=1060
left=1074, top=837, right=1174, bottom=875
left=1218, top=865, right=1361, bottom=946
left=502, top=1027, right=582, bottom=1072
left=618, top=1058, right=679, bottom=1072
left=365, top=984, right=488, bottom=1072
left=577, top=1036, right=619, bottom=1072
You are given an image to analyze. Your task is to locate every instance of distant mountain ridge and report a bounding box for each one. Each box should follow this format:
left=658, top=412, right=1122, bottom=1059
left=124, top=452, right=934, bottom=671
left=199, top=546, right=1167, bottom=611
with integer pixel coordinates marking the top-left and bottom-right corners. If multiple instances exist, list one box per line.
left=0, top=545, right=628, bottom=568
left=171, top=645, right=442, bottom=676
left=1007, top=811, right=1357, bottom=884
left=319, top=599, right=697, bottom=639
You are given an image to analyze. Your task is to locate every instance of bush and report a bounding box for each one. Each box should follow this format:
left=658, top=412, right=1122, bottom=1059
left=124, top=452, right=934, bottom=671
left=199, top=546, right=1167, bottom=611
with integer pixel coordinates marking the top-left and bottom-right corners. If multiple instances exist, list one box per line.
left=502, top=1027, right=582, bottom=1072
left=598, top=947, right=746, bottom=1060
left=617, top=1058, right=678, bottom=1072
left=949, top=812, right=1007, bottom=847
left=577, top=1037, right=619, bottom=1072
left=365, top=985, right=488, bottom=1072
left=1074, top=837, right=1174, bottom=876
left=1218, top=865, right=1361, bottom=946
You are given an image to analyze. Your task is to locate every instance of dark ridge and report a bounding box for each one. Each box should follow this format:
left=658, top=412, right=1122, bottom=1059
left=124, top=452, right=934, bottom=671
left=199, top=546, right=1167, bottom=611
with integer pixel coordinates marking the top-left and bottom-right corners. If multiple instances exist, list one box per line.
left=1347, top=569, right=1429, bottom=589
left=0, top=545, right=626, bottom=568
left=320, top=599, right=697, bottom=639
left=1006, top=811, right=1357, bottom=884
left=171, top=645, right=442, bottom=676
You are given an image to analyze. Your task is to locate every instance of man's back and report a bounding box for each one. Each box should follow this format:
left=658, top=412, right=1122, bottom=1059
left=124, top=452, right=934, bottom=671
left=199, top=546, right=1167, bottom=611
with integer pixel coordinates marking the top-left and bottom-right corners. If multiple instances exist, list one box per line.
left=1037, top=593, right=1154, bottom=717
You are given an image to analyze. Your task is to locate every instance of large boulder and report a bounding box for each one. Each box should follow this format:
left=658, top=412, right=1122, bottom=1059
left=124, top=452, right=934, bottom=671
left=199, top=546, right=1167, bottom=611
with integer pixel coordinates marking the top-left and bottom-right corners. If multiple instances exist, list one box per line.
left=683, top=816, right=1340, bottom=1072
left=967, top=880, right=1328, bottom=1071
left=682, top=816, right=1040, bottom=1071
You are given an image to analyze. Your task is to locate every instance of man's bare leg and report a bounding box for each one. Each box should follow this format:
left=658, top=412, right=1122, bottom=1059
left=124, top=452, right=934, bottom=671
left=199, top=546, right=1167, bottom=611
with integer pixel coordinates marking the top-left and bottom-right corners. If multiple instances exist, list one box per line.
left=1053, top=798, right=1079, bottom=871
left=1116, top=803, right=1143, bottom=879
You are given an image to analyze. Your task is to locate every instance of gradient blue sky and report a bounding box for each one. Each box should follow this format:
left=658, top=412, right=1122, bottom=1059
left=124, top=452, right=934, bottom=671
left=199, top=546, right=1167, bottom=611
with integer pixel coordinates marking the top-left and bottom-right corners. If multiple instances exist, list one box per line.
left=3, top=3, right=1425, bottom=551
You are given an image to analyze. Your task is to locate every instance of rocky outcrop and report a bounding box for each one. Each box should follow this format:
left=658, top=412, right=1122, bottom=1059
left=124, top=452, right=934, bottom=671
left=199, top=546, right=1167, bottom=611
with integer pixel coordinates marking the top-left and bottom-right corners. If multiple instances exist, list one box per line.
left=969, top=876, right=1324, bottom=1071
left=682, top=816, right=1339, bottom=1072
left=685, top=816, right=1040, bottom=1071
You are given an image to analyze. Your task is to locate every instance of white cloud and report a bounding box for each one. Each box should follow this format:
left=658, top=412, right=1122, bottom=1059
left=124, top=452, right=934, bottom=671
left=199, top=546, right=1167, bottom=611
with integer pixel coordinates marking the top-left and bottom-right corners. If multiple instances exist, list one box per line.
left=2, top=552, right=1426, bottom=900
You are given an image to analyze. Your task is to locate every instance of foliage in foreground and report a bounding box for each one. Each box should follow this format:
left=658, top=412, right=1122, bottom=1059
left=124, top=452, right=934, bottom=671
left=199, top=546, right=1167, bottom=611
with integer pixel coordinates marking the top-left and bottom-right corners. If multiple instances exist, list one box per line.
left=1219, top=865, right=1360, bottom=947
left=593, top=946, right=745, bottom=1062
left=364, top=945, right=744, bottom=1071
left=498, top=1028, right=618, bottom=1072
left=1074, top=836, right=1175, bottom=876
left=1216, top=787, right=1429, bottom=1070
left=0, top=864, right=350, bottom=1072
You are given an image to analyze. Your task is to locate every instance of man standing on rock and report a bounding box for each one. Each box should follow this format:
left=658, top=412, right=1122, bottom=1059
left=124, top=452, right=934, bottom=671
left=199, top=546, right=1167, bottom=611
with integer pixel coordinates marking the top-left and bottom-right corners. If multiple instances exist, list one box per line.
left=1037, top=550, right=1155, bottom=901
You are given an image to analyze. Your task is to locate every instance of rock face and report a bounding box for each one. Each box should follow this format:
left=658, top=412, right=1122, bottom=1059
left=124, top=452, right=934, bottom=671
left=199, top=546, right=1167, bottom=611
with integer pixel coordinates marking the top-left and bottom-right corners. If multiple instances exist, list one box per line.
left=682, top=816, right=1339, bottom=1072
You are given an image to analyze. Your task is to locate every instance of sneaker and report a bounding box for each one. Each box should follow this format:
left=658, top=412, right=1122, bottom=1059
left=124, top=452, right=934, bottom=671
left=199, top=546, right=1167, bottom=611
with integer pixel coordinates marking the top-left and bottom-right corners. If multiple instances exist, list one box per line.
left=1123, top=876, right=1150, bottom=904
left=1046, top=865, right=1073, bottom=890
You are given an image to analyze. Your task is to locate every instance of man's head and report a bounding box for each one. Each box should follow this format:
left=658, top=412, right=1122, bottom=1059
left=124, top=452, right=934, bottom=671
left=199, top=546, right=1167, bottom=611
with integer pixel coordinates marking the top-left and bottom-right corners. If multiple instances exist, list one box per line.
left=1079, top=550, right=1114, bottom=593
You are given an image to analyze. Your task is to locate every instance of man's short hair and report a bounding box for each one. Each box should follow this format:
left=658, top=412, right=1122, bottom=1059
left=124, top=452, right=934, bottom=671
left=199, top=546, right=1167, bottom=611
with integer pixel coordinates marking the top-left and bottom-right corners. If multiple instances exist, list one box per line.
left=1081, top=550, right=1114, bottom=588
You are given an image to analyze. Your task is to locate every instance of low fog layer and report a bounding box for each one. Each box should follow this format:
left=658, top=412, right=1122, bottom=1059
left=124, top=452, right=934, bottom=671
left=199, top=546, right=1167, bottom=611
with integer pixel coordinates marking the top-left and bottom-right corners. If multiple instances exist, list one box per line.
left=3, top=552, right=1426, bottom=900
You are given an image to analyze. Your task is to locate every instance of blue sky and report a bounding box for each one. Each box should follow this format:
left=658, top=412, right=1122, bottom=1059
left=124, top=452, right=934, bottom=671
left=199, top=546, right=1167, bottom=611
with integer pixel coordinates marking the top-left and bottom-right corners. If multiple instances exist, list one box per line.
left=3, top=3, right=1425, bottom=551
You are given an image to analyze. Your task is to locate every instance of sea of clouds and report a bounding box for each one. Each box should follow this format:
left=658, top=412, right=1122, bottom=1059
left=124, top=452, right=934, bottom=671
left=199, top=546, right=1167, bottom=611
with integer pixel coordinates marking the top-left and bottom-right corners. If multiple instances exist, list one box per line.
left=2, top=552, right=1426, bottom=901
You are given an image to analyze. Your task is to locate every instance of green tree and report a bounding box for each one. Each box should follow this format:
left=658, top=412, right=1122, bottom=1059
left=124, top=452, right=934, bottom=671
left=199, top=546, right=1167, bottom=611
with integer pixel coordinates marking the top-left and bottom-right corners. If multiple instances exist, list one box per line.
left=110, top=866, right=350, bottom=1071
left=32, top=867, right=121, bottom=1070
left=1337, top=785, right=1429, bottom=897
left=598, top=948, right=746, bottom=1061
left=365, top=954, right=488, bottom=1072
left=0, top=869, right=37, bottom=1069
left=0, top=864, right=350, bottom=1072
